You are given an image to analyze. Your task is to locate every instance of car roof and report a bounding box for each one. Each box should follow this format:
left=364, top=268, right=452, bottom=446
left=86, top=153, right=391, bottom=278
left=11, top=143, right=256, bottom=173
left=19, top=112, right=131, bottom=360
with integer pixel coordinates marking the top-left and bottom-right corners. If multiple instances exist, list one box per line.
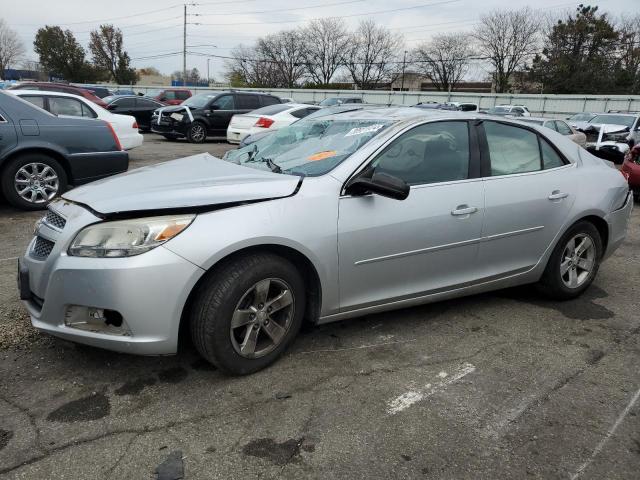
left=11, top=89, right=88, bottom=99
left=521, top=116, right=551, bottom=122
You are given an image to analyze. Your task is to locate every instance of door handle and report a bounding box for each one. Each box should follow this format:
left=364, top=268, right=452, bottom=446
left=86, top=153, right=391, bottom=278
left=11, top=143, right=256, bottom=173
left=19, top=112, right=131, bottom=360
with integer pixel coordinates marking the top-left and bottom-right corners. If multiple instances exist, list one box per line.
left=548, top=191, right=568, bottom=201
left=451, top=205, right=478, bottom=216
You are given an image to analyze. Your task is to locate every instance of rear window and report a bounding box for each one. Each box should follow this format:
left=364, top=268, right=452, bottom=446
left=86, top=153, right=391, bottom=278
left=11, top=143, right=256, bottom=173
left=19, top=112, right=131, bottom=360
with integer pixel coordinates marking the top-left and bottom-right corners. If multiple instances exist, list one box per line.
left=250, top=104, right=291, bottom=116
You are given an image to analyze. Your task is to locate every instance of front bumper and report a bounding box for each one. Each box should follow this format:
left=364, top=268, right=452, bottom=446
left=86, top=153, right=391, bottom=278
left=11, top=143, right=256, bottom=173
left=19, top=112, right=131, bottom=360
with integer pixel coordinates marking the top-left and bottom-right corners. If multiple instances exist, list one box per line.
left=603, top=191, right=634, bottom=259
left=150, top=115, right=187, bottom=137
left=226, top=127, right=249, bottom=144
left=20, top=201, right=205, bottom=355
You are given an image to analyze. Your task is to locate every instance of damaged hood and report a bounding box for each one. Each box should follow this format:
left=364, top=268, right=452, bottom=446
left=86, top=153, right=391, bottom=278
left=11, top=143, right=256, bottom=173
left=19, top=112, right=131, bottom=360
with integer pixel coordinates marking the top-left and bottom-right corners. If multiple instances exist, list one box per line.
left=63, top=153, right=301, bottom=215
left=579, top=123, right=629, bottom=134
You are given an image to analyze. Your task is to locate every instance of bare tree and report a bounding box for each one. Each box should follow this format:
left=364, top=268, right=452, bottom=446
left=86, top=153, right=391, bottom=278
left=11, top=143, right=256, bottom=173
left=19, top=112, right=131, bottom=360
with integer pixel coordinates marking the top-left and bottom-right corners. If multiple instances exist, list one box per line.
left=345, top=20, right=404, bottom=89
left=474, top=8, right=540, bottom=93
left=618, top=14, right=640, bottom=94
left=225, top=44, right=281, bottom=87
left=89, top=24, right=137, bottom=84
left=257, top=30, right=307, bottom=88
left=413, top=33, right=474, bottom=91
left=0, top=19, right=25, bottom=77
left=300, top=18, right=350, bottom=85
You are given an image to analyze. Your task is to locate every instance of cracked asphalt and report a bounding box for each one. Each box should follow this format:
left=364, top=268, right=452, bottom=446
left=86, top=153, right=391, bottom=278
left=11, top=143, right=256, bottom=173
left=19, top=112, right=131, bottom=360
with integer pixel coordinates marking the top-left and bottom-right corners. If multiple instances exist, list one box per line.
left=1, top=133, right=639, bottom=479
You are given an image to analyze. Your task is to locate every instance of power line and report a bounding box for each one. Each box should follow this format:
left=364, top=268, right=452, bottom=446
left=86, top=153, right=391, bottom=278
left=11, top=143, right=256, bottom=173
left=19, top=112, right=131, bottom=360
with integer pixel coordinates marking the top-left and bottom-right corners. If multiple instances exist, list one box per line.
left=12, top=4, right=183, bottom=26
left=193, top=0, right=367, bottom=17
left=192, top=0, right=461, bottom=26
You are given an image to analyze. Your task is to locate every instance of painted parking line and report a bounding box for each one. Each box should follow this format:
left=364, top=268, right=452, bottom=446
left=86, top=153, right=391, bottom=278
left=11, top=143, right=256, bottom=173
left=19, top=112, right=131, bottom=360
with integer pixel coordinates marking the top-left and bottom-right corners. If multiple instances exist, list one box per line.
left=0, top=257, right=18, bottom=263
left=570, top=385, right=640, bottom=479
left=386, top=362, right=476, bottom=415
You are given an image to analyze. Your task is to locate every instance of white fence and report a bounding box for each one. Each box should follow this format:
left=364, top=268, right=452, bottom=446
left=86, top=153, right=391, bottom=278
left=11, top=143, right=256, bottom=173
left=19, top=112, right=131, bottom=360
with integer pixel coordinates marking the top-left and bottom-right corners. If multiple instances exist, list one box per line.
left=127, top=85, right=640, bottom=118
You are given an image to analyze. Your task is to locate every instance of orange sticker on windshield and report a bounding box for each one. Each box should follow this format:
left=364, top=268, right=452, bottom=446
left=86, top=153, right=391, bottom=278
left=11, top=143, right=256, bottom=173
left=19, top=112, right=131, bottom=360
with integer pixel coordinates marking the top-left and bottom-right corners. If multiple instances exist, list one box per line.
left=308, top=150, right=337, bottom=161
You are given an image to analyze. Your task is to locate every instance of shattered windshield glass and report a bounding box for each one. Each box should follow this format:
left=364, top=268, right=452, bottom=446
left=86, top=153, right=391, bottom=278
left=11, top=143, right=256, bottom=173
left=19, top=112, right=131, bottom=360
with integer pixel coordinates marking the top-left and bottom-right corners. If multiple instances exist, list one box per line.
left=224, top=118, right=392, bottom=176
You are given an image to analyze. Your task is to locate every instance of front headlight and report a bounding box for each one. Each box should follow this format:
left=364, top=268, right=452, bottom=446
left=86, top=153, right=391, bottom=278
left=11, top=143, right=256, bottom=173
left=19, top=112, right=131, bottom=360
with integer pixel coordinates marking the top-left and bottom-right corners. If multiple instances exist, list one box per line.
left=68, top=215, right=195, bottom=258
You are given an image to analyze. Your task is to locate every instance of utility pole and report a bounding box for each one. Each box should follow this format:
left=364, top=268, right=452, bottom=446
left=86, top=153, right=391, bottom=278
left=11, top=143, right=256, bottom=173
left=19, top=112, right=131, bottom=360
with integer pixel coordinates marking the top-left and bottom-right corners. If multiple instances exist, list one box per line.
left=183, top=4, right=187, bottom=87
left=400, top=50, right=407, bottom=91
left=207, top=58, right=211, bottom=86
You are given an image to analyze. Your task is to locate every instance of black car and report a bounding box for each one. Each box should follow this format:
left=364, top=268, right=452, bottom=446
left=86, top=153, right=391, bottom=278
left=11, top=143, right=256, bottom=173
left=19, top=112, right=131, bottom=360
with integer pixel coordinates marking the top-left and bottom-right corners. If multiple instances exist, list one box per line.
left=0, top=92, right=128, bottom=210
left=103, top=95, right=165, bottom=132
left=151, top=91, right=282, bottom=143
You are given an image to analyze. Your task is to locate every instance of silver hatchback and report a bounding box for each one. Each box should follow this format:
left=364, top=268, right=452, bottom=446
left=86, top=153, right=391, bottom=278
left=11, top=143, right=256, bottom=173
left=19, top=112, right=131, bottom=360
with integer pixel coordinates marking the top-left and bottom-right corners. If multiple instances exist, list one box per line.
left=19, top=108, right=633, bottom=374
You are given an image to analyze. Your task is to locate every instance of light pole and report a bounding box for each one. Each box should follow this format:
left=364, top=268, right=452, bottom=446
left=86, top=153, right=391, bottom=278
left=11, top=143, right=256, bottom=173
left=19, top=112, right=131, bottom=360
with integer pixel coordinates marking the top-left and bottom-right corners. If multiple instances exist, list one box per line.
left=400, top=50, right=408, bottom=91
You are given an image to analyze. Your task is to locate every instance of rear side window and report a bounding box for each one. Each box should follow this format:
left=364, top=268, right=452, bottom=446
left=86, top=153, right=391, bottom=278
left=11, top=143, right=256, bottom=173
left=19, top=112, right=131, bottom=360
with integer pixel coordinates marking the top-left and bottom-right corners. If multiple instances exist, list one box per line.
left=81, top=103, right=97, bottom=118
left=485, top=122, right=540, bottom=175
left=236, top=94, right=261, bottom=110
left=540, top=138, right=565, bottom=169
left=137, top=98, right=159, bottom=108
left=114, top=97, right=136, bottom=108
left=251, top=104, right=291, bottom=116
left=290, top=107, right=319, bottom=119
left=176, top=91, right=190, bottom=100
left=49, top=97, right=84, bottom=117
left=261, top=96, right=281, bottom=106
left=21, top=96, right=45, bottom=109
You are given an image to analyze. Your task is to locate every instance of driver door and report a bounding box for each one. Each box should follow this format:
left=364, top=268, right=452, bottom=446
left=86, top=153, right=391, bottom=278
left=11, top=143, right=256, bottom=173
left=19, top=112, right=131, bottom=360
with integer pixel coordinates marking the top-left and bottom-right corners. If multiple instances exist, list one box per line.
left=337, top=121, right=485, bottom=312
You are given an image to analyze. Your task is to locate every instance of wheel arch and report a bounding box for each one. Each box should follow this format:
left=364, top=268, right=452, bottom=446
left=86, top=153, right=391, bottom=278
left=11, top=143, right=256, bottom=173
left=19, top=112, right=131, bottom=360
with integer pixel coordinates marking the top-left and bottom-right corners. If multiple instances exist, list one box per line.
left=1, top=147, right=73, bottom=184
left=178, top=243, right=323, bottom=348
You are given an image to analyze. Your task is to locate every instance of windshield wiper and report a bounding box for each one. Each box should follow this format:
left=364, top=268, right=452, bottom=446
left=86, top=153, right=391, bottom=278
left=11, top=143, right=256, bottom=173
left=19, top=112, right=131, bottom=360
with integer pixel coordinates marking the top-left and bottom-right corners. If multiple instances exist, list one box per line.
left=263, top=157, right=282, bottom=174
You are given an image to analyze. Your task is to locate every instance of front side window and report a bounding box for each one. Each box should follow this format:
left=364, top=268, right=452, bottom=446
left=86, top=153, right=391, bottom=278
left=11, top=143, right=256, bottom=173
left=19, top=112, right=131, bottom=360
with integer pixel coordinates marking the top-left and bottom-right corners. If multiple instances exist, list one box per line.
left=49, top=97, right=83, bottom=117
left=225, top=118, right=391, bottom=177
left=211, top=95, right=234, bottom=110
left=485, top=122, right=541, bottom=175
left=371, top=121, right=470, bottom=185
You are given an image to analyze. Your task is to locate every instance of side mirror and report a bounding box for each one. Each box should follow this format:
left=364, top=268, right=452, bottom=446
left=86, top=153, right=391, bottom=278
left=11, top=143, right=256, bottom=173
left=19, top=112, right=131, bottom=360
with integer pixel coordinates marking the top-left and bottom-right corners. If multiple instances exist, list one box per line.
left=209, top=104, right=220, bottom=111
left=345, top=171, right=410, bottom=200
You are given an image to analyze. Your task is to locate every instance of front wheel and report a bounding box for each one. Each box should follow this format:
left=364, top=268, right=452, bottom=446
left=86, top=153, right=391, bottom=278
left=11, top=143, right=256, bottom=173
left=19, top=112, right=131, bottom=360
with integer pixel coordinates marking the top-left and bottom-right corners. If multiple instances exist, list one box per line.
left=190, top=253, right=306, bottom=375
left=186, top=122, right=207, bottom=143
left=537, top=221, right=603, bottom=300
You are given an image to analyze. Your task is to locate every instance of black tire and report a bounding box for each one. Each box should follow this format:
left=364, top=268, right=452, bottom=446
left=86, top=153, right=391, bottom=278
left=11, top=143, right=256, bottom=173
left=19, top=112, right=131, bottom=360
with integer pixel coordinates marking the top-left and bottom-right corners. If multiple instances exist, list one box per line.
left=537, top=221, right=603, bottom=300
left=190, top=253, right=306, bottom=375
left=186, top=121, right=207, bottom=143
left=1, top=153, right=68, bottom=210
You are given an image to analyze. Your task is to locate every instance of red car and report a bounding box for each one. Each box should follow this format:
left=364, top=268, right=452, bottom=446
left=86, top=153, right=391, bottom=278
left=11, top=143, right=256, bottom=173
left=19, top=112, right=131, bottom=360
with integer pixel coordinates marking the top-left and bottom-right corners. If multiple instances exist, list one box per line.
left=622, top=144, right=640, bottom=200
left=144, top=88, right=191, bottom=105
left=8, top=82, right=108, bottom=108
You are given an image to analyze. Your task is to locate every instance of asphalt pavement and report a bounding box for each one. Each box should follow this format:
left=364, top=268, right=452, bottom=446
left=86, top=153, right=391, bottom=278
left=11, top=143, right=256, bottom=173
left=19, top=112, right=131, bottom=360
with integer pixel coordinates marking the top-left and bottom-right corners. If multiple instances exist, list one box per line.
left=0, top=133, right=639, bottom=479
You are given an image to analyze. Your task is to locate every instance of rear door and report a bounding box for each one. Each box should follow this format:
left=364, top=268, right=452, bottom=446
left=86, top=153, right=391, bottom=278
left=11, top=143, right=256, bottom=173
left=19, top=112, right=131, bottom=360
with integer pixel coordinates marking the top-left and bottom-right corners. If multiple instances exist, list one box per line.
left=478, top=120, right=576, bottom=277
left=0, top=108, right=18, bottom=159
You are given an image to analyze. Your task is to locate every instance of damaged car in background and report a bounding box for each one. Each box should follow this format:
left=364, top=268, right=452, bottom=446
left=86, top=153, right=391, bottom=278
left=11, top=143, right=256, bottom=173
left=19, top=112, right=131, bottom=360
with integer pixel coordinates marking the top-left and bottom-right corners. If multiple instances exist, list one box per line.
left=19, top=108, right=632, bottom=375
left=577, top=113, right=640, bottom=164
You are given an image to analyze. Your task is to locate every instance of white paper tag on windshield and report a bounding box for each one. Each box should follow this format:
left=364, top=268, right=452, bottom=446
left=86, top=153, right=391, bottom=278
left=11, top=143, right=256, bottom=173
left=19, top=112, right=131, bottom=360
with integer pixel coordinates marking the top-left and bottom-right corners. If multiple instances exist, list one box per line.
left=170, top=113, right=184, bottom=121
left=344, top=124, right=385, bottom=137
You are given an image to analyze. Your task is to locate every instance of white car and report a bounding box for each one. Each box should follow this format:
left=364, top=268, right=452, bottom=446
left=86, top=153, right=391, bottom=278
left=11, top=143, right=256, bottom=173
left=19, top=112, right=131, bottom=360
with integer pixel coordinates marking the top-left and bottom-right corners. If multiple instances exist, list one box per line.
left=497, top=104, right=531, bottom=117
left=10, top=90, right=143, bottom=150
left=227, top=103, right=321, bottom=144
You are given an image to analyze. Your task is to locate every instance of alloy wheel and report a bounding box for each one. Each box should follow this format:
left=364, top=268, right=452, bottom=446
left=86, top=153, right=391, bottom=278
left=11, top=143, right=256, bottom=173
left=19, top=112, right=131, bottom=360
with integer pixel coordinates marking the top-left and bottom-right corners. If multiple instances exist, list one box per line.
left=230, top=278, right=295, bottom=359
left=14, top=163, right=59, bottom=204
left=560, top=233, right=596, bottom=289
left=190, top=124, right=205, bottom=142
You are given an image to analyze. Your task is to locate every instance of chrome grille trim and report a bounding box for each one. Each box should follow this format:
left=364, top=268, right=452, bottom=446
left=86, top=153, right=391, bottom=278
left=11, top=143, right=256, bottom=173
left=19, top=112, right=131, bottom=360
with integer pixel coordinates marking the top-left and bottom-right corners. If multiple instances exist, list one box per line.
left=32, top=236, right=55, bottom=259
left=44, top=209, right=66, bottom=230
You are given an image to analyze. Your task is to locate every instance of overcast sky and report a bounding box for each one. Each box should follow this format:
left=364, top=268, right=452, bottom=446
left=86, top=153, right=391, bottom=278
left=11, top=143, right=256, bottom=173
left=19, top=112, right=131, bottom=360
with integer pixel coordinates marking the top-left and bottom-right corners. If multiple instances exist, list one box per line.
left=5, top=0, right=629, bottom=83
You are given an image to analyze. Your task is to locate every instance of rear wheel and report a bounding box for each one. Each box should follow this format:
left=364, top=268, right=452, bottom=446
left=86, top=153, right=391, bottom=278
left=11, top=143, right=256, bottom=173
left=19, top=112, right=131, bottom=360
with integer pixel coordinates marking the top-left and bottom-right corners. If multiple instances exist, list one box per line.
left=190, top=253, right=306, bottom=375
left=1, top=153, right=68, bottom=210
left=186, top=122, right=207, bottom=143
left=537, top=221, right=603, bottom=300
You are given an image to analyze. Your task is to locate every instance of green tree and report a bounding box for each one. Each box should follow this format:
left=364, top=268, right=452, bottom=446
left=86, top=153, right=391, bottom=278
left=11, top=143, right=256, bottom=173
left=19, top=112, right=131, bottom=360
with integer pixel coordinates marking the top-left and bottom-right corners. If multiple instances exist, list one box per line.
left=89, top=24, right=138, bottom=84
left=33, top=26, right=100, bottom=82
left=532, top=5, right=620, bottom=94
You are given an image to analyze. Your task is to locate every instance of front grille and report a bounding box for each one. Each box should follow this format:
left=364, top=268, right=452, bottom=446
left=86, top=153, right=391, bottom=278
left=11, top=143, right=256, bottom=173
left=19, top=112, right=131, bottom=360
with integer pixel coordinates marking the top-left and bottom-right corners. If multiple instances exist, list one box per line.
left=32, top=236, right=55, bottom=259
left=45, top=210, right=66, bottom=229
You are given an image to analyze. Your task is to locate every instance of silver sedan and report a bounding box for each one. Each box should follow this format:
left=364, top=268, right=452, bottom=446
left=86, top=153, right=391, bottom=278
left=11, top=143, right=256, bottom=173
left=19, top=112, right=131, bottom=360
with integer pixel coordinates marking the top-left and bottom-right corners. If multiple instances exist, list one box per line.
left=19, top=108, right=633, bottom=374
